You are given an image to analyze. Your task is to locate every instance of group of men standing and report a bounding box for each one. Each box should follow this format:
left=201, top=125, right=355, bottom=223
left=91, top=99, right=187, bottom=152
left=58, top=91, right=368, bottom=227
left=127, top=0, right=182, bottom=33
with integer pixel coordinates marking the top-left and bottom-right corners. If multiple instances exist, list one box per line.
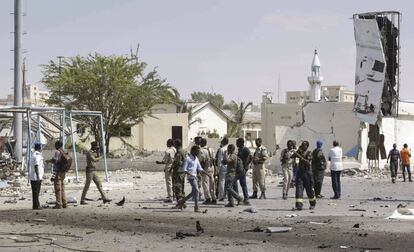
left=30, top=140, right=111, bottom=210
left=158, top=137, right=270, bottom=212
left=279, top=139, right=343, bottom=210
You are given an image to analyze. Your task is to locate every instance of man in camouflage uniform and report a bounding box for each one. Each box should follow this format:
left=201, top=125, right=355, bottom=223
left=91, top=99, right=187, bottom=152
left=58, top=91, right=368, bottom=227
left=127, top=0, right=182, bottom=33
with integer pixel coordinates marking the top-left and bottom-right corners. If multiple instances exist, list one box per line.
left=80, top=141, right=111, bottom=205
left=199, top=138, right=216, bottom=204
left=312, top=140, right=327, bottom=198
left=172, top=139, right=186, bottom=208
left=156, top=139, right=176, bottom=203
left=280, top=140, right=294, bottom=200
left=46, top=140, right=67, bottom=209
left=250, top=138, right=268, bottom=199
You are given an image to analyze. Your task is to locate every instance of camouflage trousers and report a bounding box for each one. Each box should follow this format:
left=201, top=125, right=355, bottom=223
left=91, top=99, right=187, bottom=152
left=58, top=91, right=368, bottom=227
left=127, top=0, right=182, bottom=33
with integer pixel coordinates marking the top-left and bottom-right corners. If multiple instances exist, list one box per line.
left=172, top=171, right=185, bottom=201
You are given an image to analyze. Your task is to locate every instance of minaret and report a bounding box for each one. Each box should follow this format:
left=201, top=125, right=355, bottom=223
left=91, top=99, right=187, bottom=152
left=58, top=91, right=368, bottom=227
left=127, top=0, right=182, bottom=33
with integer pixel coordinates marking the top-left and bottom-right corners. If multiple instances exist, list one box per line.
left=307, top=49, right=323, bottom=102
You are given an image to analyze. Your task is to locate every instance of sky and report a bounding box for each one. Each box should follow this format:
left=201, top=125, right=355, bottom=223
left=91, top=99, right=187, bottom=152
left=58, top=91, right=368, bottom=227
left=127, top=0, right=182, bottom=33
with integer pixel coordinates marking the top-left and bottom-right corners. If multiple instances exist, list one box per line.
left=0, top=0, right=413, bottom=104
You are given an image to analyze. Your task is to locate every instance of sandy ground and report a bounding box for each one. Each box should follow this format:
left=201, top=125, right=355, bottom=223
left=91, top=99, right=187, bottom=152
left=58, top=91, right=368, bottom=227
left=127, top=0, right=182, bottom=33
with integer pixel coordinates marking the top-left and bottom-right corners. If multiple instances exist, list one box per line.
left=0, top=169, right=414, bottom=252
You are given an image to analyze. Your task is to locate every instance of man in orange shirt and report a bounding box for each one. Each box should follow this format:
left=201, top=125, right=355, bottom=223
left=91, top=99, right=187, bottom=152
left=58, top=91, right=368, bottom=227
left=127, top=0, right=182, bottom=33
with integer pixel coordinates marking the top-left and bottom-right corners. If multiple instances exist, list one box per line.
left=400, top=144, right=412, bottom=182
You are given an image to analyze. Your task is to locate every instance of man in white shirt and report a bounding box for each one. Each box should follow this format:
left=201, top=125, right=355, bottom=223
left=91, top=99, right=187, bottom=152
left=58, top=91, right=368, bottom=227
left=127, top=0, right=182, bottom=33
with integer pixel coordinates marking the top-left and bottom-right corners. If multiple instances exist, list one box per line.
left=329, top=141, right=343, bottom=199
left=30, top=143, right=44, bottom=210
left=156, top=139, right=176, bottom=203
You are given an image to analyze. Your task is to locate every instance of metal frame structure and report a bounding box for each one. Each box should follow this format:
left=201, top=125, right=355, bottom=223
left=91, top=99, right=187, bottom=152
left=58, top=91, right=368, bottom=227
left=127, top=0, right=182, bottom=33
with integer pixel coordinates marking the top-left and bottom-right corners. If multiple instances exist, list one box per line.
left=0, top=106, right=109, bottom=183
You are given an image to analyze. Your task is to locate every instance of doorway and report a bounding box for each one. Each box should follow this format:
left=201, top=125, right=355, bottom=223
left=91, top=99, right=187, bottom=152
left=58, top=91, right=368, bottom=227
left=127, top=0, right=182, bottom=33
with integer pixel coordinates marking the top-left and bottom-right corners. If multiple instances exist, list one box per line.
left=172, top=126, right=183, bottom=143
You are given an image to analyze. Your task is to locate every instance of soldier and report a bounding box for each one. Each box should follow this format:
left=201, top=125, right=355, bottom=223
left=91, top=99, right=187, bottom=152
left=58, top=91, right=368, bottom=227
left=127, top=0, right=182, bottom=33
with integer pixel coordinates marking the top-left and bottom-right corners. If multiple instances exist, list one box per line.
left=400, top=144, right=412, bottom=182
left=46, top=140, right=67, bottom=209
left=387, top=143, right=400, bottom=183
left=194, top=137, right=203, bottom=200
left=312, top=140, right=327, bottom=199
left=291, top=140, right=299, bottom=188
left=199, top=138, right=216, bottom=204
left=236, top=138, right=252, bottom=205
left=223, top=144, right=243, bottom=207
left=250, top=138, right=268, bottom=199
left=171, top=139, right=186, bottom=208
left=280, top=140, right=294, bottom=200
left=217, top=137, right=229, bottom=201
left=80, top=141, right=111, bottom=205
left=292, top=141, right=316, bottom=210
left=156, top=139, right=176, bottom=203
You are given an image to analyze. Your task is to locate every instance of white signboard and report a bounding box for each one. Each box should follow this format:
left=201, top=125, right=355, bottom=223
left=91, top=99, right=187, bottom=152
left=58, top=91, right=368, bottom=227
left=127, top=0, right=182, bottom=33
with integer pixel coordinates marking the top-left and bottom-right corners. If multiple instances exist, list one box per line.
left=353, top=18, right=386, bottom=125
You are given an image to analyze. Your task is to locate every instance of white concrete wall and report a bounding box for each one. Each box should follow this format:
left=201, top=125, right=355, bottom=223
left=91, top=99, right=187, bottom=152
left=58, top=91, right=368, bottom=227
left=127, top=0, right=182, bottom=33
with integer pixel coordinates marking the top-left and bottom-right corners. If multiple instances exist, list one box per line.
left=261, top=103, right=303, bottom=151
left=372, top=117, right=414, bottom=169
left=189, top=105, right=227, bottom=142
left=110, top=113, right=189, bottom=152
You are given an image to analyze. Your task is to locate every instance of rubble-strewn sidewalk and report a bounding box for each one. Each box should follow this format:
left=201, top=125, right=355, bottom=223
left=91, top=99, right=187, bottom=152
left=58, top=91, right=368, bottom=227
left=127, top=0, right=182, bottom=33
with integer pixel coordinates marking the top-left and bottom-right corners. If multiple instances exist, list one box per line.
left=0, top=170, right=414, bottom=251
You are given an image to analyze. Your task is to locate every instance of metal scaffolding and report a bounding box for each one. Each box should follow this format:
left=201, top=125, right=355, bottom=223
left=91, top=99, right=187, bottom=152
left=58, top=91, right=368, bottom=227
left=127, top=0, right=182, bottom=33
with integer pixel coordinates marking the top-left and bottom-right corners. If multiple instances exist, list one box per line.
left=0, top=106, right=109, bottom=183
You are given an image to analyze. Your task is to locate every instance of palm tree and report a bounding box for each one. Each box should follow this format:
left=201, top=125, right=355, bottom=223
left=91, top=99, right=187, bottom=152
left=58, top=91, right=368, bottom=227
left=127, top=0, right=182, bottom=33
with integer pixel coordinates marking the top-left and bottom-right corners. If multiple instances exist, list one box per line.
left=227, top=101, right=253, bottom=137
left=177, top=100, right=202, bottom=127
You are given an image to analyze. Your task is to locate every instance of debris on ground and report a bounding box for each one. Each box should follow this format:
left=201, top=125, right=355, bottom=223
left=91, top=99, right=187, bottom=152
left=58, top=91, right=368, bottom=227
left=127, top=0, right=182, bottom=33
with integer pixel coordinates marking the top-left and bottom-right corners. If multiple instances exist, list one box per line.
left=387, top=208, right=414, bottom=220
left=349, top=209, right=366, bottom=212
left=285, top=214, right=298, bottom=218
left=32, top=218, right=47, bottom=222
left=244, top=226, right=263, bottom=233
left=265, top=227, right=292, bottom=233
left=0, top=180, right=9, bottom=189
left=318, top=244, right=332, bottom=249
left=67, top=196, right=77, bottom=204
left=309, top=221, right=327, bottom=225
left=116, top=196, right=125, bottom=206
left=175, top=221, right=204, bottom=239
left=244, top=226, right=292, bottom=233
left=4, top=198, right=17, bottom=204
left=352, top=223, right=360, bottom=228
left=243, top=206, right=257, bottom=213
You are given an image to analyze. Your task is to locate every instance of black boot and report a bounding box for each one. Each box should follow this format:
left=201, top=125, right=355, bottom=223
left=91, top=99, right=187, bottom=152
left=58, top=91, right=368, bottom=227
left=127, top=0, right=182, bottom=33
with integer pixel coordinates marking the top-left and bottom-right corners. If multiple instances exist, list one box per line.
left=249, top=191, right=258, bottom=199
left=259, top=192, right=266, bottom=199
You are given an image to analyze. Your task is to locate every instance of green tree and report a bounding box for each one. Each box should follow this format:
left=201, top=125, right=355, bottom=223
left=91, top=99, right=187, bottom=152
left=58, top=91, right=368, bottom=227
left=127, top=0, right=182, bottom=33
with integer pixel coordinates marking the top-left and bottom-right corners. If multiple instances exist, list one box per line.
left=227, top=101, right=253, bottom=137
left=190, top=91, right=224, bottom=109
left=42, top=51, right=178, bottom=153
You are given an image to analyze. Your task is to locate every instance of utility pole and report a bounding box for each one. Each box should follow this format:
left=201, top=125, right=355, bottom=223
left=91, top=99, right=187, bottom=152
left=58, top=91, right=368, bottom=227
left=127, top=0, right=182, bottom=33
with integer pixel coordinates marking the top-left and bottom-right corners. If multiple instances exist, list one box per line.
left=57, top=56, right=64, bottom=105
left=13, top=0, right=23, bottom=163
left=277, top=73, right=281, bottom=103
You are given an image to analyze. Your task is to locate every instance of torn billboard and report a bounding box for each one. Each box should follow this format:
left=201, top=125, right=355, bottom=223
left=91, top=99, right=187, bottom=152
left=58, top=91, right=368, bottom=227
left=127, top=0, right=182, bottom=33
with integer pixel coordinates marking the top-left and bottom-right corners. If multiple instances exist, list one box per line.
left=353, top=18, right=386, bottom=125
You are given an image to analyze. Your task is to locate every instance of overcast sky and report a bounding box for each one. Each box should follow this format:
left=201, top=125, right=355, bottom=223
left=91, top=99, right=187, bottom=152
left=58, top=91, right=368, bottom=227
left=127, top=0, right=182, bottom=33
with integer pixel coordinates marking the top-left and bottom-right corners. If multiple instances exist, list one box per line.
left=0, top=0, right=413, bottom=104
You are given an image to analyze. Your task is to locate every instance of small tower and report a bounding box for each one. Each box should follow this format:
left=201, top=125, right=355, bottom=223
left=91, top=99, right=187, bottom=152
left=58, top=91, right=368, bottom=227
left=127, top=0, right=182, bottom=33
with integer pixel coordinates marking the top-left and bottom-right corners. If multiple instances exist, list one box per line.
left=307, top=49, right=324, bottom=102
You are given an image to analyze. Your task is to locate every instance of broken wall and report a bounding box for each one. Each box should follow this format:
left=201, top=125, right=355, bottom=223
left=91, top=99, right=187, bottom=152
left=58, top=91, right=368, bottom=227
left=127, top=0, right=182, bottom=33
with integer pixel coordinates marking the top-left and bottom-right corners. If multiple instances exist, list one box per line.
left=265, top=102, right=361, bottom=171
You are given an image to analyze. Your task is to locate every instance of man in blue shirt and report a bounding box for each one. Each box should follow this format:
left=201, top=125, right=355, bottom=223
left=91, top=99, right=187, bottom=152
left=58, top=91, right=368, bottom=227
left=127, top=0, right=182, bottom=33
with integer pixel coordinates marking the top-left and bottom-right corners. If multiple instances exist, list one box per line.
left=175, top=146, right=207, bottom=212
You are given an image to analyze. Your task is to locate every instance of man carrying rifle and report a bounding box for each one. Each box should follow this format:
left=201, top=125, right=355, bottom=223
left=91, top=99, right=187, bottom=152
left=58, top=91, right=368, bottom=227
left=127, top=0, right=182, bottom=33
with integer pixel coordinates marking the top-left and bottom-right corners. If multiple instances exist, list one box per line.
left=291, top=141, right=316, bottom=210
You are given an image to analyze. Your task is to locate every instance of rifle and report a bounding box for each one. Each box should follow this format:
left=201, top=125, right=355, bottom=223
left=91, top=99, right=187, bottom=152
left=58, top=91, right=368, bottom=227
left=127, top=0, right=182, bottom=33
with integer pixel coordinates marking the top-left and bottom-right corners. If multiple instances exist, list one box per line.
left=292, top=150, right=311, bottom=166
